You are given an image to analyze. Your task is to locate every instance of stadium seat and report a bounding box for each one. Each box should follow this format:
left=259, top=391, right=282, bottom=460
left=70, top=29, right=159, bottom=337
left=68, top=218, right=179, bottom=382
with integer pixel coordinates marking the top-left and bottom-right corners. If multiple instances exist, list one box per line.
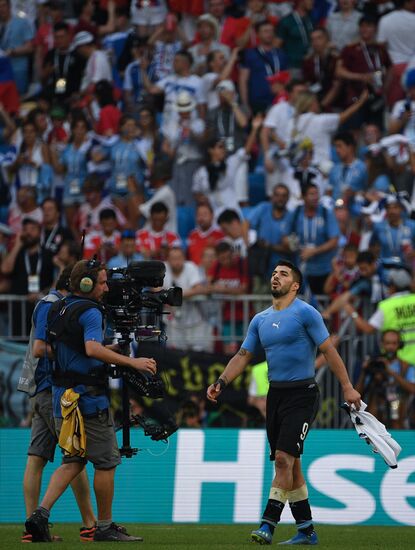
left=177, top=205, right=196, bottom=243
left=248, top=172, right=266, bottom=206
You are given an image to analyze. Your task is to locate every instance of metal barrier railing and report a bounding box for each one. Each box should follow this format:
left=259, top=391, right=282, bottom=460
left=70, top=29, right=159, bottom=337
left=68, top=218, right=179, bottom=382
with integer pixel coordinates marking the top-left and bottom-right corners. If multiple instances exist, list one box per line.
left=0, top=293, right=377, bottom=428
left=0, top=294, right=30, bottom=341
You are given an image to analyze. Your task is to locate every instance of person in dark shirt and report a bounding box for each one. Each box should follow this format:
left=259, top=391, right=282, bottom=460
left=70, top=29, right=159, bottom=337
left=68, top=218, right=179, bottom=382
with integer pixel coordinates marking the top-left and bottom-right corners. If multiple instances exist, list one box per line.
left=239, top=21, right=288, bottom=114
left=336, top=15, right=392, bottom=129
left=302, top=27, right=340, bottom=111
left=41, top=22, right=85, bottom=101
left=2, top=218, right=55, bottom=336
left=41, top=198, right=73, bottom=257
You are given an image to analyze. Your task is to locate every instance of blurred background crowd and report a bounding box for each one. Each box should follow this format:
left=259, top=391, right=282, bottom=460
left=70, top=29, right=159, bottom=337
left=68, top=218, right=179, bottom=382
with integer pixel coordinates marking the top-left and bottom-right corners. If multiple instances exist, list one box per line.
left=0, top=0, right=415, bottom=430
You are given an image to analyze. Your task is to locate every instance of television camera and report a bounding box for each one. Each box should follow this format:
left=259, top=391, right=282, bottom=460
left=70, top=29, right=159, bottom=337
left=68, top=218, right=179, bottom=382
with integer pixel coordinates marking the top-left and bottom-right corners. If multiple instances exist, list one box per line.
left=104, top=261, right=182, bottom=457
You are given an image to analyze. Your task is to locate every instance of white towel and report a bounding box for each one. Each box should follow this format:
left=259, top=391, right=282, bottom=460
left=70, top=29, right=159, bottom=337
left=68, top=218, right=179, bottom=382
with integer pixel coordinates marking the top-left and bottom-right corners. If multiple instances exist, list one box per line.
left=346, top=401, right=402, bottom=469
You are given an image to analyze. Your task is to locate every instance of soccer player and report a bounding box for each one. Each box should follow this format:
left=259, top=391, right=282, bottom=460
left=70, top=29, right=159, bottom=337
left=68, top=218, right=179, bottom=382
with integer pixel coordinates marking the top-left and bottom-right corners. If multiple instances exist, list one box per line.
left=207, top=260, right=361, bottom=545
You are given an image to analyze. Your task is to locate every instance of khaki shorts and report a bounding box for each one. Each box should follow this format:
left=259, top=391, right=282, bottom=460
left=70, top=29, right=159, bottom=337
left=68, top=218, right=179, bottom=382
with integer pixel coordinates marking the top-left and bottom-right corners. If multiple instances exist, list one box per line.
left=28, top=389, right=58, bottom=462
left=55, top=409, right=121, bottom=470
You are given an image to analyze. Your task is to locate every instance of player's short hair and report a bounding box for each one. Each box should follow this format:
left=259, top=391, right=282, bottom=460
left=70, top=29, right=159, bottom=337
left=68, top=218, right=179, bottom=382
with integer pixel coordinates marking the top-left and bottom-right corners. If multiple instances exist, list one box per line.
left=275, top=260, right=303, bottom=293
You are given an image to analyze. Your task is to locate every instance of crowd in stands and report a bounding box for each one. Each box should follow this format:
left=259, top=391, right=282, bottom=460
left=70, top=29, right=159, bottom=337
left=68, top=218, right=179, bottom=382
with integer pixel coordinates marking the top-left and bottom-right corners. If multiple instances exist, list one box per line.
left=0, top=0, right=415, bottom=426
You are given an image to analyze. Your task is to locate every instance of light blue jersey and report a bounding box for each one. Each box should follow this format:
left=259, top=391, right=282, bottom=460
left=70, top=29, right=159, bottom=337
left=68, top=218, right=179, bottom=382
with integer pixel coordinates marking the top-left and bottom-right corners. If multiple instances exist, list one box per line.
left=242, top=298, right=329, bottom=382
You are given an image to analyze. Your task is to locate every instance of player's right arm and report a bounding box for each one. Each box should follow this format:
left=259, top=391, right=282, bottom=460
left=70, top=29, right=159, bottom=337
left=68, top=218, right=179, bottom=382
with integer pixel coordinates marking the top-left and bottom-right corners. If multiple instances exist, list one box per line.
left=207, top=347, right=253, bottom=403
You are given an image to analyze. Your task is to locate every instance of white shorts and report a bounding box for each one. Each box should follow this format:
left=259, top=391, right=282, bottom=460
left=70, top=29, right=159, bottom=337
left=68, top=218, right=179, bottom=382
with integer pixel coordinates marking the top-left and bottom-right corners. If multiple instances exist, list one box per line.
left=131, top=3, right=167, bottom=26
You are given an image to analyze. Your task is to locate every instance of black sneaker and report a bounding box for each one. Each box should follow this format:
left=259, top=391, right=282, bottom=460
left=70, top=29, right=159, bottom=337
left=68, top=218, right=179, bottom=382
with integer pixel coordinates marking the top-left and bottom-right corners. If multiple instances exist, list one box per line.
left=25, top=510, right=52, bottom=542
left=93, top=523, right=143, bottom=542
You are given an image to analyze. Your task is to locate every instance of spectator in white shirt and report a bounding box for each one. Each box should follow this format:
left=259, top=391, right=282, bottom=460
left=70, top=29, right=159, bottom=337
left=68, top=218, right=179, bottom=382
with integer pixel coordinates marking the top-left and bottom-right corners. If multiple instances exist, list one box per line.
left=200, top=47, right=240, bottom=112
left=142, top=49, right=204, bottom=127
left=130, top=0, right=168, bottom=39
left=72, top=31, right=112, bottom=94
left=192, top=114, right=263, bottom=216
left=127, top=159, right=178, bottom=233
left=286, top=89, right=369, bottom=164
left=189, top=14, right=230, bottom=76
left=389, top=68, right=415, bottom=146
left=260, top=79, right=307, bottom=196
left=377, top=0, right=415, bottom=105
left=163, top=246, right=213, bottom=352
left=327, top=0, right=361, bottom=52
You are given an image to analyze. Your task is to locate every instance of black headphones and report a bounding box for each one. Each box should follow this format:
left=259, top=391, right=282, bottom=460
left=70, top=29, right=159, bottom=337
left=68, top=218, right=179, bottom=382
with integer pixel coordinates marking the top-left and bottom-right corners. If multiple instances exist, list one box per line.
left=79, top=257, right=101, bottom=294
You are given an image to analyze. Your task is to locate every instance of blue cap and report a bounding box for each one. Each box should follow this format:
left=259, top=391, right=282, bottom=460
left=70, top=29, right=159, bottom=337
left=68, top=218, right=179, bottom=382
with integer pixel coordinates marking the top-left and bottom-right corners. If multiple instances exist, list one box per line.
left=405, top=68, right=415, bottom=89
left=121, top=229, right=135, bottom=240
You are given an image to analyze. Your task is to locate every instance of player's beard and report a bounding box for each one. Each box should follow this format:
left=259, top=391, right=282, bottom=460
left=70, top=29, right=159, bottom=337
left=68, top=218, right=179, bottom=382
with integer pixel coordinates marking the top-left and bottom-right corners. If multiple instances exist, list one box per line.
left=271, top=283, right=290, bottom=298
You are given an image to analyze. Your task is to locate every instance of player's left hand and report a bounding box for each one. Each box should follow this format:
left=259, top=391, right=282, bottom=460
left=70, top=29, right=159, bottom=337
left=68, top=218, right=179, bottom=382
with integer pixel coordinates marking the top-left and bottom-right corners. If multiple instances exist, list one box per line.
left=343, top=386, right=361, bottom=410
left=207, top=383, right=222, bottom=403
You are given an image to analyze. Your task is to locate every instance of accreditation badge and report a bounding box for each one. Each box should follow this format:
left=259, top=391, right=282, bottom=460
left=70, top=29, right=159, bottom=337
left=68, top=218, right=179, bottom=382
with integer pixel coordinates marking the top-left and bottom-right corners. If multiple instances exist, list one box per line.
left=116, top=174, right=128, bottom=190
left=55, top=78, right=67, bottom=94
left=28, top=275, right=40, bottom=293
left=69, top=179, right=80, bottom=195
left=225, top=137, right=234, bottom=153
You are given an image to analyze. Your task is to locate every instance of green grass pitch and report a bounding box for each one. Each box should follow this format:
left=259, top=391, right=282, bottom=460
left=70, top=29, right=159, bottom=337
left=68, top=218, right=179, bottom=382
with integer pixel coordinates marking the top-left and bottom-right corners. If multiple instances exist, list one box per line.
left=1, top=524, right=414, bottom=549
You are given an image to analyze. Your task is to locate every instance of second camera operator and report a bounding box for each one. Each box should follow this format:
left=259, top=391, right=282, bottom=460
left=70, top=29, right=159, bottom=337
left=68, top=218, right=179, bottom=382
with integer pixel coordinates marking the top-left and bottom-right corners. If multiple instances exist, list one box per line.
left=355, top=330, right=415, bottom=429
left=25, top=260, right=156, bottom=543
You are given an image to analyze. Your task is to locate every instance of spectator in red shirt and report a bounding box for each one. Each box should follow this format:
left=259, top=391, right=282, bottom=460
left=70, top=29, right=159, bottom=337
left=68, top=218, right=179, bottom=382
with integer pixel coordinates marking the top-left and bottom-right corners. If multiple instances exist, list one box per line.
left=135, top=201, right=181, bottom=260
left=93, top=80, right=122, bottom=137
left=72, top=0, right=116, bottom=39
left=187, top=203, right=224, bottom=265
left=78, top=174, right=126, bottom=233
left=266, top=70, right=291, bottom=104
left=336, top=15, right=392, bottom=130
left=205, top=0, right=234, bottom=47
left=302, top=27, right=340, bottom=111
left=207, top=240, right=250, bottom=354
left=232, top=0, right=279, bottom=50
left=83, top=208, right=121, bottom=263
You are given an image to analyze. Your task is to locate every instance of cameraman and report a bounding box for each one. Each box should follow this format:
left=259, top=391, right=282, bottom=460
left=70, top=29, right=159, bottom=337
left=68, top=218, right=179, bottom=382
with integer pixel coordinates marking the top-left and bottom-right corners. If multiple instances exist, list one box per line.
left=25, top=260, right=156, bottom=543
left=355, top=330, right=415, bottom=429
left=20, top=266, right=96, bottom=543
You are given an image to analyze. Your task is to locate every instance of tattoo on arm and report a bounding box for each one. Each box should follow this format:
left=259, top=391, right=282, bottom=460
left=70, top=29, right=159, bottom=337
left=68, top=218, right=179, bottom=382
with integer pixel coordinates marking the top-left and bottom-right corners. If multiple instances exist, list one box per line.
left=238, top=348, right=248, bottom=356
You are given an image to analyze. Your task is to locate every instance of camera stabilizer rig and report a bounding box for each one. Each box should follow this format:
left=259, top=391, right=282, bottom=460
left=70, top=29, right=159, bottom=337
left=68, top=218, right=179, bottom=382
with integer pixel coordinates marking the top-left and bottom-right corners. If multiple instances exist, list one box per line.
left=105, top=261, right=182, bottom=458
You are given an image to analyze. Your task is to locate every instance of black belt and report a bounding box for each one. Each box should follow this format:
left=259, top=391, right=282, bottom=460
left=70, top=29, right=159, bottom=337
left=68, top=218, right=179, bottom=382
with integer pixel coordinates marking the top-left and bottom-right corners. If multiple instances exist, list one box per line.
left=269, top=378, right=316, bottom=389
left=52, top=371, right=108, bottom=391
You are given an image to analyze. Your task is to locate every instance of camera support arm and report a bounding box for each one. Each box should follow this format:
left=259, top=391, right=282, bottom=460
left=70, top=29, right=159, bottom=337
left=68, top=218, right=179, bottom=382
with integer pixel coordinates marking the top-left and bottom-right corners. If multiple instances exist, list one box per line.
left=111, top=335, right=139, bottom=458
